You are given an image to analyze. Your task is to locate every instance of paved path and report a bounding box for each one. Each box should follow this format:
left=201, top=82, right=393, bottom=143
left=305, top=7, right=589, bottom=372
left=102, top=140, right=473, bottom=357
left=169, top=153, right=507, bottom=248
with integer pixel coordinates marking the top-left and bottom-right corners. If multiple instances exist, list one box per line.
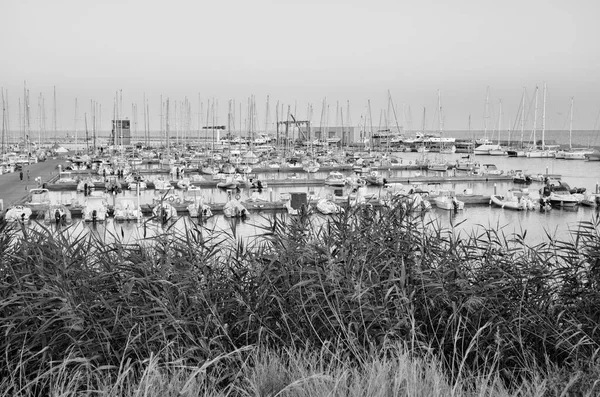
left=0, top=157, right=65, bottom=211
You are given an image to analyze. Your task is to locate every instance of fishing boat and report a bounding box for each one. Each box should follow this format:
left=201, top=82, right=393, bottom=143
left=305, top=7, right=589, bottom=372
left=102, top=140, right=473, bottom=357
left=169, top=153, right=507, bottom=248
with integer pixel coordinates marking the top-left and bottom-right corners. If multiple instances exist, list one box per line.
left=433, top=190, right=465, bottom=211
left=4, top=205, right=33, bottom=223
left=324, top=171, right=347, bottom=187
left=490, top=188, right=536, bottom=210
left=82, top=194, right=109, bottom=222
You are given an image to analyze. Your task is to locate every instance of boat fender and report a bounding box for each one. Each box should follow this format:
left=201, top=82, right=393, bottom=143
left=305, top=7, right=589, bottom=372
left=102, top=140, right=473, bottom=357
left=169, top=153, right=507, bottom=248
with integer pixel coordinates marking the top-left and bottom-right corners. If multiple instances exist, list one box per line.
left=235, top=193, right=241, bottom=200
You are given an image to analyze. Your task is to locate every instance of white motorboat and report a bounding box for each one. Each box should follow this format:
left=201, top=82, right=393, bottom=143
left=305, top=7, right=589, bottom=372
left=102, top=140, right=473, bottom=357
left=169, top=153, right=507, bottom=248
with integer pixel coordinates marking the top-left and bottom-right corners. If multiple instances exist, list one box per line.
left=324, top=171, right=347, bottom=187
left=223, top=198, right=249, bottom=218
left=433, top=190, right=465, bottom=211
left=316, top=198, right=344, bottom=215
left=113, top=198, right=142, bottom=222
left=152, top=202, right=178, bottom=222
left=490, top=189, right=536, bottom=210
left=4, top=205, right=33, bottom=223
left=82, top=194, right=109, bottom=222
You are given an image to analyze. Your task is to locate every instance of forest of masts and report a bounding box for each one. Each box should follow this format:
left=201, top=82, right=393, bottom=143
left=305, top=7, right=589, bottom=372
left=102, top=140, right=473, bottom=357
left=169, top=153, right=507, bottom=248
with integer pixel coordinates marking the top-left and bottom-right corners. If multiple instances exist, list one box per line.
left=1, top=85, right=418, bottom=154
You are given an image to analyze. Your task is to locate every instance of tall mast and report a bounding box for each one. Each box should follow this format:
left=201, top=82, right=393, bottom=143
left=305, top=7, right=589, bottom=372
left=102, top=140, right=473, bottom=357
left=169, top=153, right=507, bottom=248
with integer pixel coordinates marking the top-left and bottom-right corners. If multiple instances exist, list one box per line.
left=84, top=113, right=89, bottom=154
left=531, top=86, right=539, bottom=148
left=166, top=98, right=170, bottom=158
left=569, top=96, right=574, bottom=150
left=53, top=87, right=57, bottom=145
left=1, top=88, right=5, bottom=155
left=541, top=82, right=547, bottom=150
left=497, top=99, right=502, bottom=145
left=483, top=86, right=490, bottom=141
left=74, top=98, right=78, bottom=154
left=520, top=87, right=525, bottom=148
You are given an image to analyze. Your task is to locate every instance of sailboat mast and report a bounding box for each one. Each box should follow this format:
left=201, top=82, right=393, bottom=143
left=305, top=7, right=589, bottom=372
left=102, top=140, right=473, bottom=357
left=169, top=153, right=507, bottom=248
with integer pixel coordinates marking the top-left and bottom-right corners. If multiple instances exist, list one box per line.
left=483, top=86, right=490, bottom=141
left=84, top=113, right=89, bottom=154
left=1, top=88, right=5, bottom=155
left=520, top=88, right=525, bottom=148
left=541, top=82, right=547, bottom=150
left=498, top=99, right=502, bottom=145
left=569, top=96, right=574, bottom=150
left=532, top=86, right=539, bottom=148
left=53, top=86, right=57, bottom=145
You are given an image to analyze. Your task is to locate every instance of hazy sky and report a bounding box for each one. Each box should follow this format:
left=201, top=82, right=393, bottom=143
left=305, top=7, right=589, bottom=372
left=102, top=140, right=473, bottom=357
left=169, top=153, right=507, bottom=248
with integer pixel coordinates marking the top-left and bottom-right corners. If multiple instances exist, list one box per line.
left=2, top=0, right=600, bottom=134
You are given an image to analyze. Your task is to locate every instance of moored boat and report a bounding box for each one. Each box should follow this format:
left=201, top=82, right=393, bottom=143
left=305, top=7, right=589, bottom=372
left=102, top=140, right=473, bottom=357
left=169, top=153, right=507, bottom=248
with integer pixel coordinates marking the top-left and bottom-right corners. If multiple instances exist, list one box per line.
left=324, top=171, right=347, bottom=187
left=433, top=190, right=465, bottom=211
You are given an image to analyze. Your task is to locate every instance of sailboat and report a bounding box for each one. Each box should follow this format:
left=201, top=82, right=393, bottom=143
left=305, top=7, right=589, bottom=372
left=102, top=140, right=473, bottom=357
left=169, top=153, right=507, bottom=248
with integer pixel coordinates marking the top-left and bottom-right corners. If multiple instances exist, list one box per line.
left=506, top=88, right=527, bottom=157
left=427, top=91, right=449, bottom=172
left=557, top=97, right=595, bottom=160
left=526, top=83, right=556, bottom=158
left=474, top=87, right=501, bottom=155
left=489, top=99, right=507, bottom=156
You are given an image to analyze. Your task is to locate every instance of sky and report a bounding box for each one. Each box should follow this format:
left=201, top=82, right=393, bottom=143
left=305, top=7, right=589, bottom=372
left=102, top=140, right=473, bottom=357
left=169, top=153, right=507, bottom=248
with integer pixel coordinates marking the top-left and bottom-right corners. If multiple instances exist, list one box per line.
left=1, top=0, right=600, bottom=135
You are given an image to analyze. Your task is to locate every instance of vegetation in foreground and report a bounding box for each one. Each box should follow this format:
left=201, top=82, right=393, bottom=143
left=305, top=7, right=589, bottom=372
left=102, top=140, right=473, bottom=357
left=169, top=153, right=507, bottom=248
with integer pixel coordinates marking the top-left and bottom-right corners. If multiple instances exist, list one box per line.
left=1, top=200, right=600, bottom=396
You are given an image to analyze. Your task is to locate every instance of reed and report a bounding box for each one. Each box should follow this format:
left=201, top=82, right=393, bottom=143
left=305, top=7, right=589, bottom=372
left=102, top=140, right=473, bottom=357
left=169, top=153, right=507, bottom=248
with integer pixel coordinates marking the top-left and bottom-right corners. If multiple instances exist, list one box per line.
left=1, top=199, right=600, bottom=395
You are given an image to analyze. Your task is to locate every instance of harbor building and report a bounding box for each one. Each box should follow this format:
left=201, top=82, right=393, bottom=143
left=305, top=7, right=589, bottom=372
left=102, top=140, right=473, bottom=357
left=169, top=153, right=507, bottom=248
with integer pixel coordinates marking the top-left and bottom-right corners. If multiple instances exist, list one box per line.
left=111, top=120, right=131, bottom=146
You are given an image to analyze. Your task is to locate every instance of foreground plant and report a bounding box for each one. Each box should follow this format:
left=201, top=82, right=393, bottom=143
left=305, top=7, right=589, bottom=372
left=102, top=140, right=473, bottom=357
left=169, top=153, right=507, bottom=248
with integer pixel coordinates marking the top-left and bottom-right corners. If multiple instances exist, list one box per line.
left=1, top=205, right=600, bottom=395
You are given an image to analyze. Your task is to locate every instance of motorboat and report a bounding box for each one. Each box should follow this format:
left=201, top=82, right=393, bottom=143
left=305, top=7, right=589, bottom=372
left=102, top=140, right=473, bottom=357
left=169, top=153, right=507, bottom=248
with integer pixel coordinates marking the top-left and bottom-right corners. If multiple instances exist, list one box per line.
left=540, top=180, right=581, bottom=208
left=28, top=188, right=51, bottom=206
left=479, top=164, right=503, bottom=175
left=223, top=198, right=249, bottom=218
left=82, top=194, right=109, bottom=222
left=581, top=192, right=600, bottom=207
left=511, top=170, right=532, bottom=184
left=56, top=171, right=77, bottom=184
left=433, top=190, right=465, bottom=211
left=216, top=176, right=240, bottom=190
left=187, top=199, right=213, bottom=219
left=364, top=171, right=386, bottom=186
left=152, top=202, right=178, bottom=223
left=77, top=177, right=97, bottom=193
left=302, top=160, right=320, bottom=173
left=176, top=178, right=192, bottom=190
left=490, top=188, right=536, bottom=211
left=153, top=178, right=173, bottom=192
left=316, top=197, right=344, bottom=215
left=43, top=205, right=72, bottom=225
left=4, top=205, right=33, bottom=223
left=324, top=171, right=347, bottom=187
left=113, top=198, right=142, bottom=222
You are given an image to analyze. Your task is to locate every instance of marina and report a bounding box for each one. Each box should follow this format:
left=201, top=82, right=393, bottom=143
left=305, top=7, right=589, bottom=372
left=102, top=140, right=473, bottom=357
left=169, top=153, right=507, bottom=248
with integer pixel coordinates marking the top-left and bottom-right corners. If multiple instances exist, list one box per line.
left=1, top=145, right=599, bottom=244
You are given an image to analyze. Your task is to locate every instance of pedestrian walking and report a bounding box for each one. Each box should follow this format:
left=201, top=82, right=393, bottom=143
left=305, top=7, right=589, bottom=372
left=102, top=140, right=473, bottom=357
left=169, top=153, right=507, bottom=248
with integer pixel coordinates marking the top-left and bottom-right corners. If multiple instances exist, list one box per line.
left=27, top=169, right=30, bottom=181
left=19, top=170, right=23, bottom=181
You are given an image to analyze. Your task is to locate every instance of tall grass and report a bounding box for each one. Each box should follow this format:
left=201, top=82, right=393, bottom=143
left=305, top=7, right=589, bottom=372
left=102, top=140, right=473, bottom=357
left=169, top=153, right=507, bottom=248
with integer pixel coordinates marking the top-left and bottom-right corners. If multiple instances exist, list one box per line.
left=1, top=198, right=600, bottom=395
